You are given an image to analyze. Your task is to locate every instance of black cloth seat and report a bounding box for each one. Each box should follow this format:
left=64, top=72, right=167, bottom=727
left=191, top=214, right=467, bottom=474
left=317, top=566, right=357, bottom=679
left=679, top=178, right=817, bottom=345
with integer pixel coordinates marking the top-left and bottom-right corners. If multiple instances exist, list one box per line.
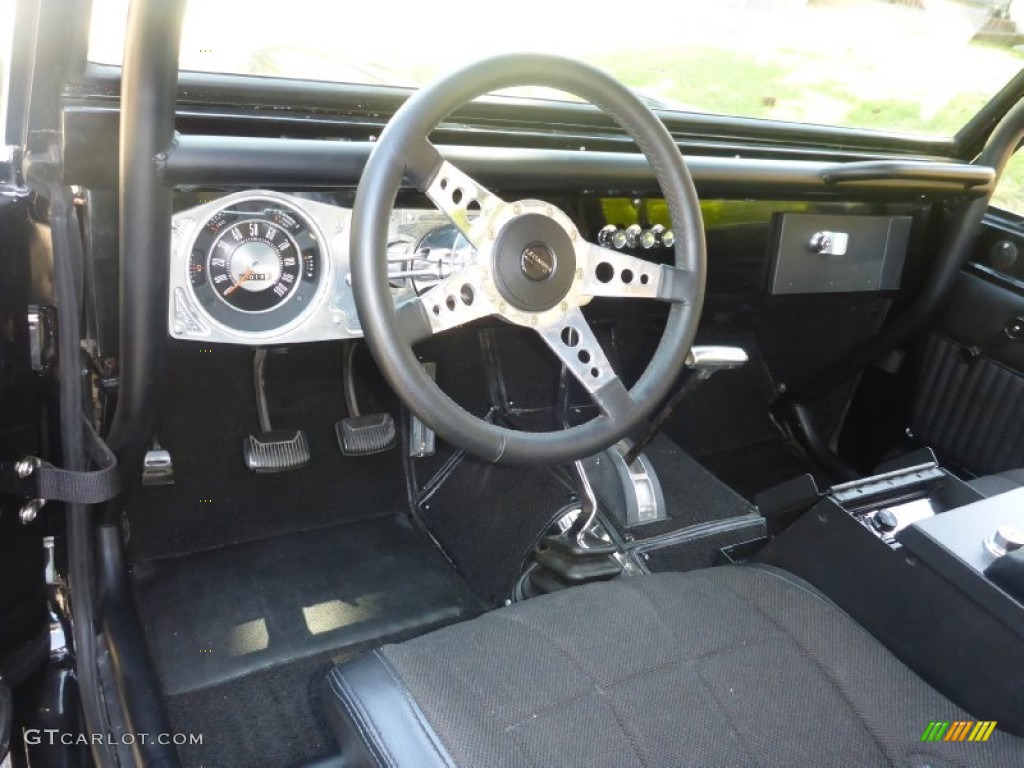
left=971, top=468, right=1024, bottom=498
left=322, top=565, right=1024, bottom=767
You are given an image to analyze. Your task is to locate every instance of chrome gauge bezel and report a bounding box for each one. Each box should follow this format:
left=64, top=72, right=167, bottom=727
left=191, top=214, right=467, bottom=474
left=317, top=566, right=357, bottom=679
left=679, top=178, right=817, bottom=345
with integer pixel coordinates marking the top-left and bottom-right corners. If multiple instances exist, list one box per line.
left=183, top=193, right=328, bottom=335
left=169, top=191, right=472, bottom=345
left=170, top=191, right=345, bottom=343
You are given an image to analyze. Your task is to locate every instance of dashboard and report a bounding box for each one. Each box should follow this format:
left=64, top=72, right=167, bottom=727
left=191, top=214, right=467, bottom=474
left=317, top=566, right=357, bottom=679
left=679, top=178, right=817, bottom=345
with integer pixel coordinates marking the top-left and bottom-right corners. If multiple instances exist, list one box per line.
left=168, top=190, right=475, bottom=344
left=167, top=188, right=923, bottom=347
left=168, top=190, right=680, bottom=345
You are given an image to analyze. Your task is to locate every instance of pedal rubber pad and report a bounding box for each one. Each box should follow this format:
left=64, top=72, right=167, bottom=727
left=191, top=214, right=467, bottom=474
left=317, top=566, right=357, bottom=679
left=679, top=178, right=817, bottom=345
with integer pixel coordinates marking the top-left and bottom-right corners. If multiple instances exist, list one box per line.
left=243, top=429, right=311, bottom=473
left=336, top=414, right=396, bottom=456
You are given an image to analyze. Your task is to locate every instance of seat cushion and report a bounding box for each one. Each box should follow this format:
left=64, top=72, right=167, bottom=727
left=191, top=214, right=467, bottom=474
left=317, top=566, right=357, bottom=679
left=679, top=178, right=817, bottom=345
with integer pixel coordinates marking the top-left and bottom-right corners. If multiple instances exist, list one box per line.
left=971, top=468, right=1024, bottom=499
left=323, top=565, right=1024, bottom=768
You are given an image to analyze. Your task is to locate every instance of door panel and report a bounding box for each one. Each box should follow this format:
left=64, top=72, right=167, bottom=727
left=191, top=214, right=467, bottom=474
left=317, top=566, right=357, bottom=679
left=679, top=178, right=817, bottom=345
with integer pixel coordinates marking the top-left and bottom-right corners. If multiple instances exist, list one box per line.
left=909, top=217, right=1024, bottom=476
left=940, top=270, right=1024, bottom=372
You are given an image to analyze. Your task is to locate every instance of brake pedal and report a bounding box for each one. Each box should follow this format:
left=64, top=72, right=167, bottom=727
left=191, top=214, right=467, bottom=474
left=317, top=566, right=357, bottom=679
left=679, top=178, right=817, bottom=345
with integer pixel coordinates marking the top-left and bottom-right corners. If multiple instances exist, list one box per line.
left=335, top=414, right=396, bottom=456
left=338, top=341, right=396, bottom=457
left=244, top=349, right=310, bottom=473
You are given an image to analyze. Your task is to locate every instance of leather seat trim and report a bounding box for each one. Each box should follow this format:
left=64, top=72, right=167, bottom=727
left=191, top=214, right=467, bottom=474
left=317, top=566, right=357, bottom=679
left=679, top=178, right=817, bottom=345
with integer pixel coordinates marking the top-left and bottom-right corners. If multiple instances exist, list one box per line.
left=322, top=567, right=1024, bottom=767
left=322, top=649, right=456, bottom=768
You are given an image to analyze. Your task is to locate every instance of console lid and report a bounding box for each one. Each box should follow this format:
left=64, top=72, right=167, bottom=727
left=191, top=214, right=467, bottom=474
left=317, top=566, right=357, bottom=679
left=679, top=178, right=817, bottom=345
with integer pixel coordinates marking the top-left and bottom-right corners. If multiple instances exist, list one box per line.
left=898, top=488, right=1024, bottom=637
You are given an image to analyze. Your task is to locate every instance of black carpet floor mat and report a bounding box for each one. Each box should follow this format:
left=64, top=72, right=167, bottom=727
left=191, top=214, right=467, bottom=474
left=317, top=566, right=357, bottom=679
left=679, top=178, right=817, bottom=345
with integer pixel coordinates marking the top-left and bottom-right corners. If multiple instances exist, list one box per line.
left=166, top=649, right=339, bottom=768
left=133, top=515, right=481, bottom=696
left=418, top=456, right=575, bottom=605
left=127, top=343, right=406, bottom=561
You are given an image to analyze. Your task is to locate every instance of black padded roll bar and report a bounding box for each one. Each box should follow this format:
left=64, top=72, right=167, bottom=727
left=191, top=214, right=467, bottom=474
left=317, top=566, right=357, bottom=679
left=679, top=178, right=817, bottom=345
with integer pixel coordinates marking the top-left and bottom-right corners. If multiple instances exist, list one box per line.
left=106, top=0, right=183, bottom=502
left=94, top=1, right=186, bottom=765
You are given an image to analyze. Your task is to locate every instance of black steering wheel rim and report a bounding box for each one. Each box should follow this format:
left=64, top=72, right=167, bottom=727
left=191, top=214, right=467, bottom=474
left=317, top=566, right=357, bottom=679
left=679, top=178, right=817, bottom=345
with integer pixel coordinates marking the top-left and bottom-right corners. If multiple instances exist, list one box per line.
left=351, top=53, right=706, bottom=465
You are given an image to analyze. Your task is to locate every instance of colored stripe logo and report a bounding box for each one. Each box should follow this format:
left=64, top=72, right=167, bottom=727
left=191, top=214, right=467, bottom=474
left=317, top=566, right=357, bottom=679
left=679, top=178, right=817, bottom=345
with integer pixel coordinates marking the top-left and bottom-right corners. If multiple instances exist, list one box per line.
left=920, top=721, right=997, bottom=742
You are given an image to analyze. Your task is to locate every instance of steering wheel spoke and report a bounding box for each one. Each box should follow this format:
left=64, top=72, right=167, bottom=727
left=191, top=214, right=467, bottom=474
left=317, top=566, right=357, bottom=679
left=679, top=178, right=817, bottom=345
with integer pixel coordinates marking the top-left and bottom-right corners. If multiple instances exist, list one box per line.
left=419, top=151, right=508, bottom=249
left=538, top=307, right=632, bottom=417
left=581, top=242, right=693, bottom=303
left=398, top=261, right=497, bottom=344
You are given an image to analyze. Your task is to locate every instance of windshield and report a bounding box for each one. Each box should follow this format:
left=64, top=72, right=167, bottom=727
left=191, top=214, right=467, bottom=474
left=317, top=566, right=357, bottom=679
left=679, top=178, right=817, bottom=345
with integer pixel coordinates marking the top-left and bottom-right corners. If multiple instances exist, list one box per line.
left=89, top=0, right=1023, bottom=137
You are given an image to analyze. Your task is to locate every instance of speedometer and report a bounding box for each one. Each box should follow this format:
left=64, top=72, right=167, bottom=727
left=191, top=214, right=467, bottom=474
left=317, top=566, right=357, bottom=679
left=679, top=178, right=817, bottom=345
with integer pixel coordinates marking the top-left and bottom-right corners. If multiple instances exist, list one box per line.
left=207, top=218, right=302, bottom=312
left=187, top=197, right=324, bottom=334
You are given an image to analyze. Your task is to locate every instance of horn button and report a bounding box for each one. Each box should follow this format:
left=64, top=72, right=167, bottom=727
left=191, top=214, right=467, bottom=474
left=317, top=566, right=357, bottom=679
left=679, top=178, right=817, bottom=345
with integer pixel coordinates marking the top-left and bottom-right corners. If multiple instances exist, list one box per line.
left=492, top=213, right=576, bottom=312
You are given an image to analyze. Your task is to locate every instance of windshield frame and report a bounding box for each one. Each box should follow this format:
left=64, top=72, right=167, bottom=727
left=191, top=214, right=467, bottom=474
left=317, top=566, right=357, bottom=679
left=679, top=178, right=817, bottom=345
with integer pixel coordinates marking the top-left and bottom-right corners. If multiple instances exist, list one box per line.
left=957, top=68, right=1024, bottom=160
left=11, top=0, right=1023, bottom=163
left=86, top=0, right=1024, bottom=143
left=72, top=61, right=970, bottom=160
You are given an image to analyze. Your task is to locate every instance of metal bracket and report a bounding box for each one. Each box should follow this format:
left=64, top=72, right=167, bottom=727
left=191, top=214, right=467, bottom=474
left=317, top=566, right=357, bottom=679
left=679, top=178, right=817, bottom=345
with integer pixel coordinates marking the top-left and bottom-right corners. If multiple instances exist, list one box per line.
left=409, top=362, right=438, bottom=458
left=0, top=418, right=122, bottom=520
left=27, top=306, right=57, bottom=372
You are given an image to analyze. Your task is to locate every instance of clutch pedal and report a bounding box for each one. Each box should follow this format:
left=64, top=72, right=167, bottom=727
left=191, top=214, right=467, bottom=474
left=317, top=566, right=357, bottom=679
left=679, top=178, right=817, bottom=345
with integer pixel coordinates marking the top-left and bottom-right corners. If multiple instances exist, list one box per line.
left=243, top=349, right=311, bottom=473
left=244, top=430, right=310, bottom=473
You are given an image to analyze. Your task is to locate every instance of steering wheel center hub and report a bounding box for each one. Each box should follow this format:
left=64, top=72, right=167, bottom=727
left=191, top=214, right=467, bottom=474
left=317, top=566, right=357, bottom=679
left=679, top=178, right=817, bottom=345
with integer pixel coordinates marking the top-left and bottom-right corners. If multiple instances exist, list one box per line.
left=492, top=211, right=576, bottom=312
left=520, top=243, right=556, bottom=282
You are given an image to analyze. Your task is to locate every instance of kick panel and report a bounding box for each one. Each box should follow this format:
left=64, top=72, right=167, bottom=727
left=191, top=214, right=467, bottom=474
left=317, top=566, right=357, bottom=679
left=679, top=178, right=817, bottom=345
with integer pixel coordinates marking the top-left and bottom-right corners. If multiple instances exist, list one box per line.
left=911, top=333, right=1024, bottom=476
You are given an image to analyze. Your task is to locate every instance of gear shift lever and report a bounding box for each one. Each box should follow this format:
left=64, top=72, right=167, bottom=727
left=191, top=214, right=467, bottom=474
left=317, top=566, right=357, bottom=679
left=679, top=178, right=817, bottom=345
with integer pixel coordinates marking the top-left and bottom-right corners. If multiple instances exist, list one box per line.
left=624, top=346, right=748, bottom=465
left=519, top=373, right=625, bottom=598
left=564, top=459, right=599, bottom=549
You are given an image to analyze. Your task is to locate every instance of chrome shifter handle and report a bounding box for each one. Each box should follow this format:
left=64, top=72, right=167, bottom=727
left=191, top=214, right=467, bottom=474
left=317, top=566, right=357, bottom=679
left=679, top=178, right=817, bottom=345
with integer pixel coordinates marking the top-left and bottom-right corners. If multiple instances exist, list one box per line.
left=685, top=346, right=749, bottom=380
left=622, top=345, right=749, bottom=467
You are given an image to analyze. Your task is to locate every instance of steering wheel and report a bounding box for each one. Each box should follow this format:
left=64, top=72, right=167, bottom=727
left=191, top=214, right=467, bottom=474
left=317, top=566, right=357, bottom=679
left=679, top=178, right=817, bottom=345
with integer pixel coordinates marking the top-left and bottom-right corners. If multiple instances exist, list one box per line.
left=350, top=54, right=706, bottom=465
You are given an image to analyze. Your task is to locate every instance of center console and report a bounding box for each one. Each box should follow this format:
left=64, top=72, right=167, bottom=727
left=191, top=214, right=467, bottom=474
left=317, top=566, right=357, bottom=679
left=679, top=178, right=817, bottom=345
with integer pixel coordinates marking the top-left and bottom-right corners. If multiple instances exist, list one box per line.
left=755, top=454, right=1024, bottom=735
left=899, top=489, right=1024, bottom=632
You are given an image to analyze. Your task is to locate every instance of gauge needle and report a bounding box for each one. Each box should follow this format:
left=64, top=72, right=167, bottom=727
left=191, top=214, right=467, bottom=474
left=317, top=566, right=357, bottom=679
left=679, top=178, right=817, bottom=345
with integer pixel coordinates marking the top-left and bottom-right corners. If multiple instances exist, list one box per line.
left=224, top=269, right=254, bottom=296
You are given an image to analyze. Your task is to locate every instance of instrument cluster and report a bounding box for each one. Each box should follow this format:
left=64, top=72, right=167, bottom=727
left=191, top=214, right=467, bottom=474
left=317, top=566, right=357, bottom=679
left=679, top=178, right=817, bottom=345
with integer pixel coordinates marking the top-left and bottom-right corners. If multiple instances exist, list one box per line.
left=169, top=191, right=470, bottom=345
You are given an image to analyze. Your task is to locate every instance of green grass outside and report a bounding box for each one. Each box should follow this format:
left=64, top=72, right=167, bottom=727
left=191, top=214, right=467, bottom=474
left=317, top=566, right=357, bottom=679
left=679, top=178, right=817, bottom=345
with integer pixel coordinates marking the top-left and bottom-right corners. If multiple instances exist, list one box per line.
left=588, top=44, right=1013, bottom=135
left=587, top=43, right=1024, bottom=215
left=992, top=153, right=1024, bottom=216
left=230, top=4, right=1024, bottom=215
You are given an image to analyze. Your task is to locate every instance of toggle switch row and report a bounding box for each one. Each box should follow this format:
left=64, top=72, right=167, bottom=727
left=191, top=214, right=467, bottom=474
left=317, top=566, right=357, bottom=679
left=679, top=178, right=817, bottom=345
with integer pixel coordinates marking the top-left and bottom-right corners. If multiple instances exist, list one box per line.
left=597, top=224, right=676, bottom=250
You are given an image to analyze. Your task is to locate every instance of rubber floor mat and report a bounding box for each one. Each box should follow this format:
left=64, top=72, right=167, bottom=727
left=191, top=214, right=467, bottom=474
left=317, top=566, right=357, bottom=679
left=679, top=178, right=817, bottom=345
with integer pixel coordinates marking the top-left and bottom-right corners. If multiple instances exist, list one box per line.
left=133, top=515, right=480, bottom=695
